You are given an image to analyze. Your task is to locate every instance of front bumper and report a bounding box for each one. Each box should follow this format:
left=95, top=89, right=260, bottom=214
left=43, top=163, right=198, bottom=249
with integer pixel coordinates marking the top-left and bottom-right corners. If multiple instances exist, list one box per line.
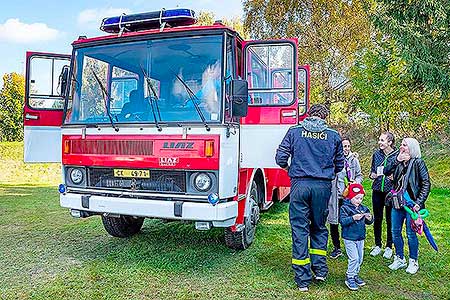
left=60, top=192, right=237, bottom=227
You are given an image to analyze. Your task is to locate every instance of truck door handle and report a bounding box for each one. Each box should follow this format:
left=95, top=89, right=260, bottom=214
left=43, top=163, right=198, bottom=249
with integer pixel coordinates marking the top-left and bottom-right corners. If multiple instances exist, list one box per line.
left=25, top=113, right=39, bottom=120
left=281, top=111, right=296, bottom=117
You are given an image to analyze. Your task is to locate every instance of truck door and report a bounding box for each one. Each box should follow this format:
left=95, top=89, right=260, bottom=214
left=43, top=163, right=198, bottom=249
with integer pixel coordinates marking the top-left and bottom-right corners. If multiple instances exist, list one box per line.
left=297, top=65, right=310, bottom=119
left=23, top=52, right=71, bottom=162
left=240, top=40, right=309, bottom=168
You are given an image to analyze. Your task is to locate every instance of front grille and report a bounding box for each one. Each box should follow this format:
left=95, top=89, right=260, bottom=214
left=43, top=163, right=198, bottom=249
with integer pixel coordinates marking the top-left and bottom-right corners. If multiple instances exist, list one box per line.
left=88, top=168, right=186, bottom=193
left=71, top=140, right=153, bottom=156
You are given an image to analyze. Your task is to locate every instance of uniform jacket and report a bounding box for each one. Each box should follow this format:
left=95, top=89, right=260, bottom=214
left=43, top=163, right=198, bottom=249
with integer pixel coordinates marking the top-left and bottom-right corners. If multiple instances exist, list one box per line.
left=340, top=200, right=373, bottom=241
left=384, top=158, right=431, bottom=209
left=275, top=117, right=345, bottom=181
left=327, top=152, right=363, bottom=224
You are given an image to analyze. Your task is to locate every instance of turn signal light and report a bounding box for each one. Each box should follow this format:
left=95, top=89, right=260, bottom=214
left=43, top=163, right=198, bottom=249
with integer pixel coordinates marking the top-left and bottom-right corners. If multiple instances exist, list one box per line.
left=63, top=140, right=70, bottom=154
left=205, top=141, right=214, bottom=157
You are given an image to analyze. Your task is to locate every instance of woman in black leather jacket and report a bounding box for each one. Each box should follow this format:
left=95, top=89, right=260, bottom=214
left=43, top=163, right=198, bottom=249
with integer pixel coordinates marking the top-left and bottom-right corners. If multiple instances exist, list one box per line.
left=383, top=138, right=431, bottom=275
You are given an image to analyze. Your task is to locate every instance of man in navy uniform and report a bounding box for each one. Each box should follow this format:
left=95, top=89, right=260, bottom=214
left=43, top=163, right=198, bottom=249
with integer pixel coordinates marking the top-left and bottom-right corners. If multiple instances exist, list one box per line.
left=275, top=104, right=344, bottom=291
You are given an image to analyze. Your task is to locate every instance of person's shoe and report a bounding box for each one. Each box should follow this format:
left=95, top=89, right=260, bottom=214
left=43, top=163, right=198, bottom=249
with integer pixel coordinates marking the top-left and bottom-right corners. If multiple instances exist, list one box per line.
left=354, top=275, right=366, bottom=287
left=389, top=255, right=407, bottom=270
left=315, top=275, right=326, bottom=282
left=383, top=247, right=393, bottom=259
left=345, top=276, right=359, bottom=291
left=298, top=286, right=309, bottom=292
left=330, top=248, right=343, bottom=259
left=405, top=258, right=419, bottom=274
left=370, top=246, right=382, bottom=256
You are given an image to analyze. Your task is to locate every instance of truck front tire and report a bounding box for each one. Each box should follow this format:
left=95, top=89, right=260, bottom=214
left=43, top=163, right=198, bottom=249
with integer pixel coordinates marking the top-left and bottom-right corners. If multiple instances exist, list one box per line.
left=224, top=182, right=261, bottom=250
left=101, top=215, right=144, bottom=238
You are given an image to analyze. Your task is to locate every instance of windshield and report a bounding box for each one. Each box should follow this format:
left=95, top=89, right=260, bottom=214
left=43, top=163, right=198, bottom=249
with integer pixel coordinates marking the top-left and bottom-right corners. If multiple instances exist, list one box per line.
left=65, top=35, right=223, bottom=125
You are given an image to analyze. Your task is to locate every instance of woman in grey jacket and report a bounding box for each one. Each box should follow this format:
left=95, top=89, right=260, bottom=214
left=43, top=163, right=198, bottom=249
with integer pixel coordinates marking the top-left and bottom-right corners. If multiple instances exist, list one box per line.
left=328, top=137, right=363, bottom=258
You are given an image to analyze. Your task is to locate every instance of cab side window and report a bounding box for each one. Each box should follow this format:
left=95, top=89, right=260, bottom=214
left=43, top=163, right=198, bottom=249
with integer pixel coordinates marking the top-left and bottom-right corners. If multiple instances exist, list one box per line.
left=28, top=56, right=69, bottom=109
left=225, top=35, right=236, bottom=121
left=246, top=43, right=295, bottom=106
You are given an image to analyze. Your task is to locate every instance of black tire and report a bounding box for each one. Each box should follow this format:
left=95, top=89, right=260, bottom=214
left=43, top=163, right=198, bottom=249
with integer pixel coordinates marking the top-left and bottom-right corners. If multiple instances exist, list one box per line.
left=225, top=182, right=261, bottom=250
left=101, top=215, right=145, bottom=238
left=250, top=181, right=264, bottom=209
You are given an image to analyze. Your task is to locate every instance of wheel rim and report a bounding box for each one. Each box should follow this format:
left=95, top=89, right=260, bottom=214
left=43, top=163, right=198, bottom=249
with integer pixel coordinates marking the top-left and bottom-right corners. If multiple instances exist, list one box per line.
left=250, top=182, right=261, bottom=224
left=245, top=184, right=260, bottom=242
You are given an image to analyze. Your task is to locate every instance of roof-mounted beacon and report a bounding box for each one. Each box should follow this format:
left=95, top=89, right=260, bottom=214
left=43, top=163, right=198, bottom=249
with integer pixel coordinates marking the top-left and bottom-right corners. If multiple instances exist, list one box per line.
left=100, top=8, right=197, bottom=33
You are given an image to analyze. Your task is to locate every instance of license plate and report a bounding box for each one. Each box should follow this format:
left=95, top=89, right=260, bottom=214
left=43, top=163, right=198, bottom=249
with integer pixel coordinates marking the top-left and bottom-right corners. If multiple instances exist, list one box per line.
left=114, top=169, right=150, bottom=178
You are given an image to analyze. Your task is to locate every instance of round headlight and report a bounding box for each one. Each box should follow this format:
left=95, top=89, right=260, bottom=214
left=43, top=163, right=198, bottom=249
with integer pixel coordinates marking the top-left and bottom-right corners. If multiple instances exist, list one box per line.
left=194, top=173, right=212, bottom=191
left=70, top=168, right=84, bottom=184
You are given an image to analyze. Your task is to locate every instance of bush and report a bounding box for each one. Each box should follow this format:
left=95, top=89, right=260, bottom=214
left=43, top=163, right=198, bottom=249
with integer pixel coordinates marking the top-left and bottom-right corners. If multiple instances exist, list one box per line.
left=0, top=72, right=25, bottom=141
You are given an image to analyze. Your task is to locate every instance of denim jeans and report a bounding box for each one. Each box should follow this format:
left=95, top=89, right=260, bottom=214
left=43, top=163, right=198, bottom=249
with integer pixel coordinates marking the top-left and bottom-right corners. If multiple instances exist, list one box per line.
left=391, top=208, right=419, bottom=260
left=343, top=239, right=364, bottom=278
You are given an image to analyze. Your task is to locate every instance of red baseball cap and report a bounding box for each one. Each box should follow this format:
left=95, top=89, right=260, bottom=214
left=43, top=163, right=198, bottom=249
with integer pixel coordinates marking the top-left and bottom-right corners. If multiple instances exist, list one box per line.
left=346, top=183, right=365, bottom=200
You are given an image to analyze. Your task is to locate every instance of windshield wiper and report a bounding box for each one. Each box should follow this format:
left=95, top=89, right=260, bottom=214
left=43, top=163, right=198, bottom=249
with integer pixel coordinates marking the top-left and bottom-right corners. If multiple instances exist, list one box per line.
left=140, top=66, right=162, bottom=131
left=171, top=69, right=210, bottom=131
left=90, top=67, right=119, bottom=132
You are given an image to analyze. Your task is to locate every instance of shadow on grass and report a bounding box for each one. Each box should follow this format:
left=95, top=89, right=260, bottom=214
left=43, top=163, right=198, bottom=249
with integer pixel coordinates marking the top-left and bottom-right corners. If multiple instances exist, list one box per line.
left=0, top=184, right=290, bottom=276
left=71, top=200, right=291, bottom=274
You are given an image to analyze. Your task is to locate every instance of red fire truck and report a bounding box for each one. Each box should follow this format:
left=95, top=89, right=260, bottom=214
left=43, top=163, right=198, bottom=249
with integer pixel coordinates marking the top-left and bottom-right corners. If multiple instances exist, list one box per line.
left=23, top=9, right=309, bottom=249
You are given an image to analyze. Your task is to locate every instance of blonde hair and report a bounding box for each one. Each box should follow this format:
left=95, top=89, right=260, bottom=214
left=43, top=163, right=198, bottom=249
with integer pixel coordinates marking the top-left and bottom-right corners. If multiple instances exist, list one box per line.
left=403, top=138, right=422, bottom=158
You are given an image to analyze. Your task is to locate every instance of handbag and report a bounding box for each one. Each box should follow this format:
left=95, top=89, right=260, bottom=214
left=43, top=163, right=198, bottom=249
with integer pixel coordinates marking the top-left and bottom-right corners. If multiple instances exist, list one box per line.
left=385, top=159, right=415, bottom=209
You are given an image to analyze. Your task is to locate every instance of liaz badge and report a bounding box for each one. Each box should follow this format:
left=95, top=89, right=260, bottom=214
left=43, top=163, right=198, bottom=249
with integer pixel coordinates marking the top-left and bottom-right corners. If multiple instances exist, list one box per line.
left=159, top=157, right=179, bottom=166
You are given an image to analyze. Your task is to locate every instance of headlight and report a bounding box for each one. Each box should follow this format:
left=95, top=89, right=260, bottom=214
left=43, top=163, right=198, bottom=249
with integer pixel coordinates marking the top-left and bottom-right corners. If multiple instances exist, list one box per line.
left=70, top=168, right=84, bottom=184
left=194, top=173, right=212, bottom=191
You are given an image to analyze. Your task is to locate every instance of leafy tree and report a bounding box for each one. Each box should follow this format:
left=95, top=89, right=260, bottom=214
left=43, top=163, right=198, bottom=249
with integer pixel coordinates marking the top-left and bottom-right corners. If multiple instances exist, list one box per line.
left=0, top=72, right=25, bottom=141
left=197, top=11, right=249, bottom=39
left=370, top=0, right=450, bottom=98
left=197, top=11, right=215, bottom=26
left=243, top=0, right=371, bottom=108
left=350, top=38, right=447, bottom=134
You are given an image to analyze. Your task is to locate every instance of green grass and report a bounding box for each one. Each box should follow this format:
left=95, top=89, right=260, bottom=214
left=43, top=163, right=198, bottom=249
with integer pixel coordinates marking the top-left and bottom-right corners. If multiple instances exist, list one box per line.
left=1, top=142, right=449, bottom=300
left=0, top=142, right=61, bottom=184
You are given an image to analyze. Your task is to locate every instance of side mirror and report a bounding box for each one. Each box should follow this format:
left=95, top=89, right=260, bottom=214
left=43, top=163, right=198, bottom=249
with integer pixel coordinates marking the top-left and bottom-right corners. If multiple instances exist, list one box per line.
left=231, top=79, right=248, bottom=117
left=58, top=65, right=69, bottom=97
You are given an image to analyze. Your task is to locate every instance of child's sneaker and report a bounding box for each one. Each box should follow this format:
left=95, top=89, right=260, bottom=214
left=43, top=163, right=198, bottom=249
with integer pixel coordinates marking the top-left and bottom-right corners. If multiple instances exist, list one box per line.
left=354, top=275, right=366, bottom=286
left=370, top=246, right=382, bottom=256
left=345, top=276, right=359, bottom=291
left=388, top=255, right=407, bottom=270
left=315, top=275, right=326, bottom=282
left=298, top=286, right=309, bottom=292
left=383, top=247, right=393, bottom=259
left=330, top=248, right=343, bottom=259
left=405, top=258, right=419, bottom=274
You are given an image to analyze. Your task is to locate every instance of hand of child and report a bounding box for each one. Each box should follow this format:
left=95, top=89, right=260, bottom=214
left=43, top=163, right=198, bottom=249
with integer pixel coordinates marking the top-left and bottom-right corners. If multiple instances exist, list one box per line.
left=365, top=213, right=372, bottom=220
left=353, top=214, right=364, bottom=221
left=370, top=172, right=377, bottom=179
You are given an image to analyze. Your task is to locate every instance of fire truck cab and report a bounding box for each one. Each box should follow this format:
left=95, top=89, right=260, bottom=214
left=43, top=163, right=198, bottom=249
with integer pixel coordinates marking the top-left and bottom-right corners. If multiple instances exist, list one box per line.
left=23, top=9, right=309, bottom=249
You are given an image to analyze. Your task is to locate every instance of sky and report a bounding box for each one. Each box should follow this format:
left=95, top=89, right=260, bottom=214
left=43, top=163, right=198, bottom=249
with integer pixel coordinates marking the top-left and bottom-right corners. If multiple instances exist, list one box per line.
left=0, top=0, right=244, bottom=88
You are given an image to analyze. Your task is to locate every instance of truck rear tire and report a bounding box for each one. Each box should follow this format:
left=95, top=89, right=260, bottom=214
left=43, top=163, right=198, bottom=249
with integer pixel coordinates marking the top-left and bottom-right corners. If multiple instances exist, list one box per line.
left=101, top=215, right=144, bottom=238
left=224, top=182, right=260, bottom=250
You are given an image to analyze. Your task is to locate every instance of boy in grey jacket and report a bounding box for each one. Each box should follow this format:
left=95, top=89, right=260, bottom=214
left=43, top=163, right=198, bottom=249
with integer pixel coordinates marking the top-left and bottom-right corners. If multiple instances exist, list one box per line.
left=328, top=137, right=363, bottom=259
left=340, top=183, right=373, bottom=291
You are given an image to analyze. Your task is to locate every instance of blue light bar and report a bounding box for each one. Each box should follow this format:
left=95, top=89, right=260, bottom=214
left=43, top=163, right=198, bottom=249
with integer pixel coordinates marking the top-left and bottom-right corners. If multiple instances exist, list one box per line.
left=100, top=8, right=197, bottom=33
